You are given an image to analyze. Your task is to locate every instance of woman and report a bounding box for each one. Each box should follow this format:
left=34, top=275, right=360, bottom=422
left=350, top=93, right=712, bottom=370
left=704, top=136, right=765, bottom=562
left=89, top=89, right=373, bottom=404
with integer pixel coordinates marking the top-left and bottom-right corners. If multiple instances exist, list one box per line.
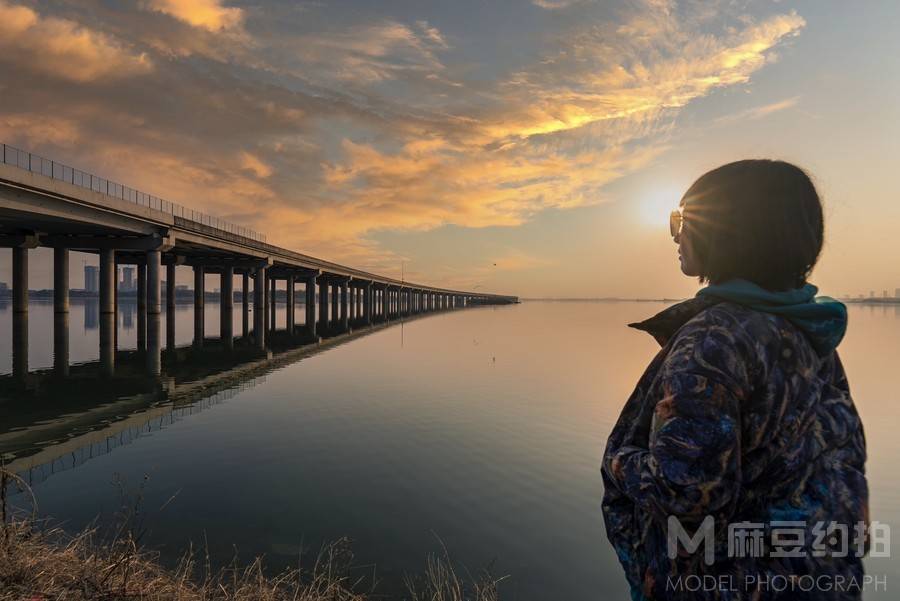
left=601, top=160, right=868, bottom=601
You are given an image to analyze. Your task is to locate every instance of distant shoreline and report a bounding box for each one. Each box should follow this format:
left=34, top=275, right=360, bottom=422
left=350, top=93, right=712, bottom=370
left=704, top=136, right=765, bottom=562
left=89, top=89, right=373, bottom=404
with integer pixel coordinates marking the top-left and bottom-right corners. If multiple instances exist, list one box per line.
left=521, top=297, right=684, bottom=303
left=521, top=297, right=900, bottom=305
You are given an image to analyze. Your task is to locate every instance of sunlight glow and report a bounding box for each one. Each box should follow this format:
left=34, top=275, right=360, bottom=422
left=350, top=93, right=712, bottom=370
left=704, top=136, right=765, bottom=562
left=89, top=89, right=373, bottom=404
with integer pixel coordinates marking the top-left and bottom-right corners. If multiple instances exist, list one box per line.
left=638, top=186, right=682, bottom=228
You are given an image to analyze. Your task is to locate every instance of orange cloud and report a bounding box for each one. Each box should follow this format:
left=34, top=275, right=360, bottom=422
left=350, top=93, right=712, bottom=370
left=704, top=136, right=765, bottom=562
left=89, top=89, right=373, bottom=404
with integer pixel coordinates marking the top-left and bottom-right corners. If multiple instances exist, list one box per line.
left=239, top=152, right=274, bottom=179
left=144, top=0, right=243, bottom=31
left=0, top=0, right=809, bottom=281
left=0, top=0, right=151, bottom=82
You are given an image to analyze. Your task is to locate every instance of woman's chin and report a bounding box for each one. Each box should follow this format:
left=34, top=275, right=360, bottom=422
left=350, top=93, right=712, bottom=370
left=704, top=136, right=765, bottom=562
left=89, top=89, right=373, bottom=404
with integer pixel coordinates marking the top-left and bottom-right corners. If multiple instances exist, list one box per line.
left=679, top=258, right=698, bottom=277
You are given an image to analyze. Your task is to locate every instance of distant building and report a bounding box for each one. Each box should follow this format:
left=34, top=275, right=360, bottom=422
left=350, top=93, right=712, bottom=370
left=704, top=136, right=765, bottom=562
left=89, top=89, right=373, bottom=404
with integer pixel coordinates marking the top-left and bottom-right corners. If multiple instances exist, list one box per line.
left=121, top=266, right=135, bottom=291
left=869, top=290, right=875, bottom=298
left=0, top=282, right=8, bottom=295
left=884, top=290, right=889, bottom=298
left=84, top=265, right=98, bottom=293
left=896, top=288, right=900, bottom=299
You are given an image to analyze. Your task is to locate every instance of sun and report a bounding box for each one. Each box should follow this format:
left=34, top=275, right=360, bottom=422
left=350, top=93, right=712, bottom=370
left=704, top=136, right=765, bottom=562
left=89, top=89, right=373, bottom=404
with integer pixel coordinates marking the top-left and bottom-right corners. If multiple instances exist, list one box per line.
left=637, top=186, right=683, bottom=229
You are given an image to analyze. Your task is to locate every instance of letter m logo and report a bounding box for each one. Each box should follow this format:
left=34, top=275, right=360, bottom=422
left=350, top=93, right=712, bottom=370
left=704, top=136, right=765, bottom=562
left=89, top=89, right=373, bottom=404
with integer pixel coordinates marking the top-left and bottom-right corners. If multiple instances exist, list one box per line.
left=667, top=515, right=715, bottom=566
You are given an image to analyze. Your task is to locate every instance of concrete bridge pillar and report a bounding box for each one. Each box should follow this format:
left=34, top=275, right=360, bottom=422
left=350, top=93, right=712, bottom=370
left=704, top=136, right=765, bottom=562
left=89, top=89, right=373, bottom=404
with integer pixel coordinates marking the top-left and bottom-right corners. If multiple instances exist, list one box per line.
left=316, top=277, right=325, bottom=325
left=100, top=312, right=115, bottom=376
left=53, top=247, right=69, bottom=313
left=193, top=265, right=205, bottom=345
left=147, top=314, right=161, bottom=375
left=363, top=282, right=372, bottom=322
left=286, top=274, right=295, bottom=332
left=147, top=250, right=161, bottom=315
left=242, top=271, right=250, bottom=336
left=331, top=283, right=339, bottom=317
left=53, top=312, right=69, bottom=376
left=253, top=266, right=266, bottom=348
left=166, top=262, right=176, bottom=350
left=12, top=247, right=28, bottom=314
left=166, top=263, right=176, bottom=314
left=99, top=248, right=116, bottom=314
left=340, top=280, right=348, bottom=323
left=304, top=275, right=316, bottom=336
left=269, top=275, right=277, bottom=331
left=221, top=265, right=234, bottom=343
left=137, top=294, right=147, bottom=351
left=12, top=306, right=27, bottom=380
left=137, top=263, right=147, bottom=314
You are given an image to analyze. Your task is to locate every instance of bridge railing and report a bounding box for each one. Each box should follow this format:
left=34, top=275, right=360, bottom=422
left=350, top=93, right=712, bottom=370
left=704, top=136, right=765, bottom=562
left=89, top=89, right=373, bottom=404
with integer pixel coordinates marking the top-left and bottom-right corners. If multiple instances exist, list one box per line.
left=1, top=143, right=266, bottom=244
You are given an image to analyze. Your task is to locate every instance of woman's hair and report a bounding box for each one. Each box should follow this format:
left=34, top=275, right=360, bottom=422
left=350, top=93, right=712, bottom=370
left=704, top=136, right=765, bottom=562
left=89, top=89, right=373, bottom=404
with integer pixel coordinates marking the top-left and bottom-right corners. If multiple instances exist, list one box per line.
left=681, top=159, right=824, bottom=291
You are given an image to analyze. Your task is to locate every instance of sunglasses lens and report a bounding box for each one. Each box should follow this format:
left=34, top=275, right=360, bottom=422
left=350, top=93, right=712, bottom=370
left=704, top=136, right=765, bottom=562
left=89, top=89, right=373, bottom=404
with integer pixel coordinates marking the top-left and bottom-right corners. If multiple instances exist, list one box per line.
left=670, top=211, right=680, bottom=237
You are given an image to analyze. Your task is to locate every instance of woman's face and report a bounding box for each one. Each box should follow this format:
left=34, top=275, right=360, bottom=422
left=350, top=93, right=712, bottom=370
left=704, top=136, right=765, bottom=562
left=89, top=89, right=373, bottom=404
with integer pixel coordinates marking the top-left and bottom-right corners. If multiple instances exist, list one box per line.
left=675, top=201, right=702, bottom=277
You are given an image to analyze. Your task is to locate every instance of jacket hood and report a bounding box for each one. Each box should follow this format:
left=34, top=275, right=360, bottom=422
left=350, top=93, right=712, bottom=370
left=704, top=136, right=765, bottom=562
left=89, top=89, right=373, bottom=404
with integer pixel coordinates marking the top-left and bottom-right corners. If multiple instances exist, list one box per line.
left=629, top=279, right=847, bottom=357
left=696, top=279, right=847, bottom=356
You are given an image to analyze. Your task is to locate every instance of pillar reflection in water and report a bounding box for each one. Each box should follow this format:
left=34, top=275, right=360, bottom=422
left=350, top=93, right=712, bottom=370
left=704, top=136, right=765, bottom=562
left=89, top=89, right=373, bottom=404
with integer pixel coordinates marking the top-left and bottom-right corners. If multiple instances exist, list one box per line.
left=53, top=312, right=69, bottom=376
left=83, top=298, right=99, bottom=330
left=122, top=302, right=135, bottom=330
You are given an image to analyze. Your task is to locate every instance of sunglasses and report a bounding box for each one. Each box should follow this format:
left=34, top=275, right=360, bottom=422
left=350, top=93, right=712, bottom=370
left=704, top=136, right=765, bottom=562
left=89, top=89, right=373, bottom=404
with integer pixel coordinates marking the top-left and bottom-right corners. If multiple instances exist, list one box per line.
left=669, top=208, right=684, bottom=239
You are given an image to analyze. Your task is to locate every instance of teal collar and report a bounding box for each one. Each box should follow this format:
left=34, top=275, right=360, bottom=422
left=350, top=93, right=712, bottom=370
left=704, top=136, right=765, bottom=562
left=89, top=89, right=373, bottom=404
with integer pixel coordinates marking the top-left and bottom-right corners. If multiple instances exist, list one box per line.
left=697, top=279, right=847, bottom=356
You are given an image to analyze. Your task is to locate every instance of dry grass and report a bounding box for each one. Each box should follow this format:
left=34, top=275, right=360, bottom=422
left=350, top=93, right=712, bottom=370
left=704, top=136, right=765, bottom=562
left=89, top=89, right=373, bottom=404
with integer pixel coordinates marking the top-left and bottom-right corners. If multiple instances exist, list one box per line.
left=0, top=468, right=505, bottom=601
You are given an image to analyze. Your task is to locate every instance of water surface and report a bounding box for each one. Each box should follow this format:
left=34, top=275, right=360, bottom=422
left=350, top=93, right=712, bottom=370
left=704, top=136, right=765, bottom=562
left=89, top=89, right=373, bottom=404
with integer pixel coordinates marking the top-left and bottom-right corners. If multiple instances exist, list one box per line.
left=0, top=299, right=896, bottom=600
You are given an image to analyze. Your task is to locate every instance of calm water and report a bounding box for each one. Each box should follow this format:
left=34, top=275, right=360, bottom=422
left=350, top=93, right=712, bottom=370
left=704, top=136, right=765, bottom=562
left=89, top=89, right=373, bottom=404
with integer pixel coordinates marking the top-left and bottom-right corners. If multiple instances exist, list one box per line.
left=0, top=299, right=897, bottom=600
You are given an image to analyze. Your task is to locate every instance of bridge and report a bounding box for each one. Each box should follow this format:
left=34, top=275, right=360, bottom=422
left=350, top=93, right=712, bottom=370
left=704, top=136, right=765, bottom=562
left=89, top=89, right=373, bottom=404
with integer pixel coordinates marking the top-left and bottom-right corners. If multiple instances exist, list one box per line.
left=0, top=143, right=517, bottom=377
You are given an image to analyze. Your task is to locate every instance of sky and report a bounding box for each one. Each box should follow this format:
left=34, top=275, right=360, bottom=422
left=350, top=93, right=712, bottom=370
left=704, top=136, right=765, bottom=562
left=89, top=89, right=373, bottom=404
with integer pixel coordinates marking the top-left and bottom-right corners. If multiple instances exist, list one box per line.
left=0, top=0, right=898, bottom=299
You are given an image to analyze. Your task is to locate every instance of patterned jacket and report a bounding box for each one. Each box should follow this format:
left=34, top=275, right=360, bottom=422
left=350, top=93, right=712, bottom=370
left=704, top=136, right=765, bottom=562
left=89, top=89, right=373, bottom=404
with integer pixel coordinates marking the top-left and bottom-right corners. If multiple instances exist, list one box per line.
left=601, top=297, right=868, bottom=600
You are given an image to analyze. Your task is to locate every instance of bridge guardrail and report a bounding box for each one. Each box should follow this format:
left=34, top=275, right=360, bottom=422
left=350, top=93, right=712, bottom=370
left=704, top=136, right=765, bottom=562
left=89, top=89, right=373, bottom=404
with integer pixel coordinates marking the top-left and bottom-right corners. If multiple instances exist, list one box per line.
left=2, top=143, right=266, bottom=244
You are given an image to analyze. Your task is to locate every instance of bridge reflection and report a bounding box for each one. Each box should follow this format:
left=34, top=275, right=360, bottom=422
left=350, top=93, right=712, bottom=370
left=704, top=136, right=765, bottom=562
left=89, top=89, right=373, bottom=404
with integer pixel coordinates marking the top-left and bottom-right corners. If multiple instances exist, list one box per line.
left=0, top=308, right=440, bottom=492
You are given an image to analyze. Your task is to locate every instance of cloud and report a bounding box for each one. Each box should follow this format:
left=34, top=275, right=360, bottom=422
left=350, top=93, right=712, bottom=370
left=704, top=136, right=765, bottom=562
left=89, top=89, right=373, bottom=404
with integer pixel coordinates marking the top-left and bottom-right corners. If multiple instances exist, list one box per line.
left=273, top=20, right=450, bottom=85
left=0, top=0, right=807, bottom=279
left=532, top=0, right=580, bottom=9
left=239, top=152, right=274, bottom=178
left=143, top=0, right=243, bottom=31
left=714, top=96, right=800, bottom=124
left=484, top=9, right=806, bottom=142
left=0, top=0, right=151, bottom=82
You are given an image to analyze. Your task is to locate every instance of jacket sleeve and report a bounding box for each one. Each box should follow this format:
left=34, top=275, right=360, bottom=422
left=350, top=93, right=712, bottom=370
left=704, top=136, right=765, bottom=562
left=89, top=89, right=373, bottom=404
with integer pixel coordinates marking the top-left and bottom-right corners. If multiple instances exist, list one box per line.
left=603, top=319, right=749, bottom=521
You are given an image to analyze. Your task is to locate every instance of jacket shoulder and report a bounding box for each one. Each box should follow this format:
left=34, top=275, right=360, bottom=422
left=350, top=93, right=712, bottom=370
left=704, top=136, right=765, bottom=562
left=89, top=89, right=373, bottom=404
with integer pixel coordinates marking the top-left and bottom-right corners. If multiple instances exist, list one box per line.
left=666, top=302, right=781, bottom=391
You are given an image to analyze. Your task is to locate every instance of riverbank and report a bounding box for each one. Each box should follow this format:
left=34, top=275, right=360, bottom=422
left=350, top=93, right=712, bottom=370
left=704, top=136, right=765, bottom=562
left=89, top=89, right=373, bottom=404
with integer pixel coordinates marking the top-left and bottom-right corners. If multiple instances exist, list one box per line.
left=0, top=516, right=501, bottom=601
left=1, top=471, right=502, bottom=601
